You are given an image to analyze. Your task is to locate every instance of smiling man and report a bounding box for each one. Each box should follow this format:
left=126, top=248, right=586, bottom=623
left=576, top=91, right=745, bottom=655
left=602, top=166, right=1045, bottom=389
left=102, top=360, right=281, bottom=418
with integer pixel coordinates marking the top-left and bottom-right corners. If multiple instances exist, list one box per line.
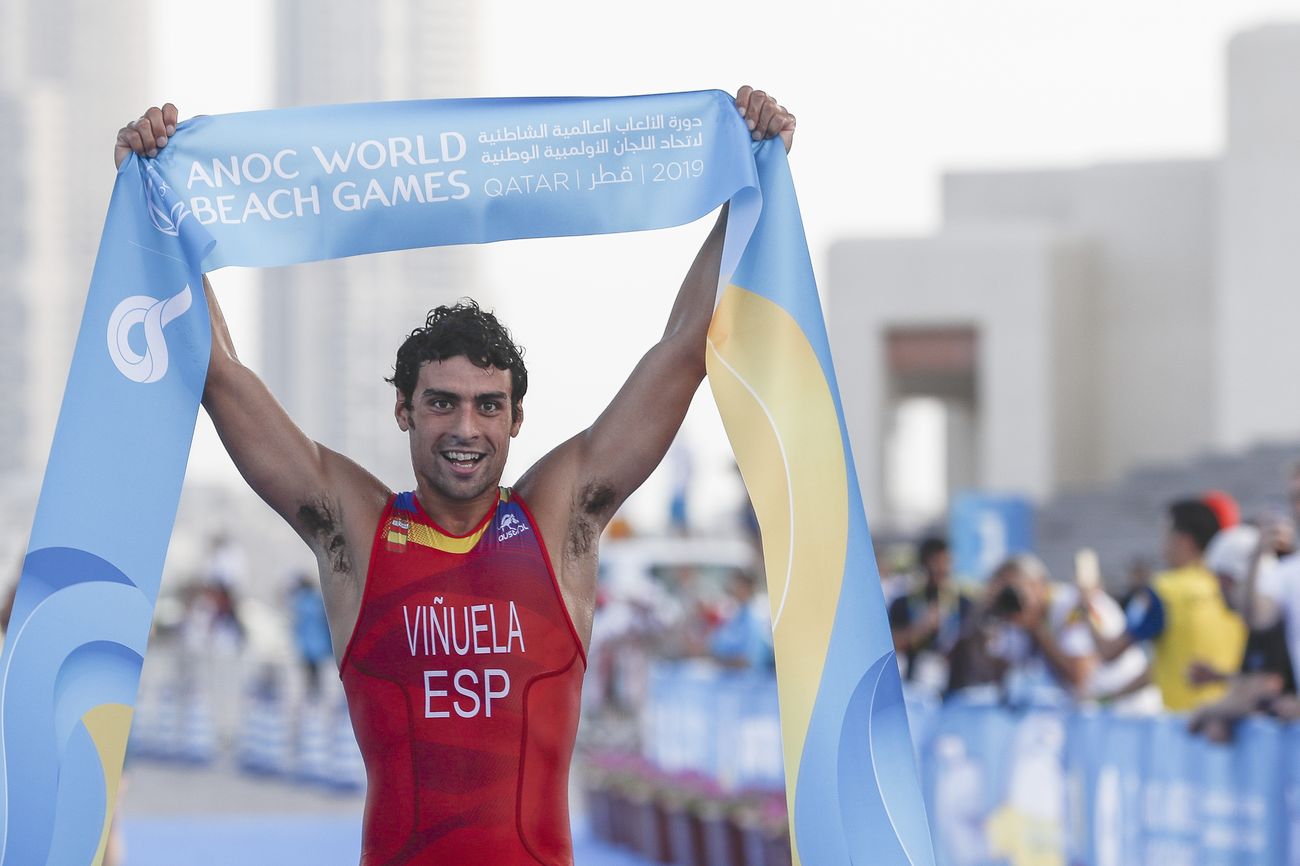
left=116, top=86, right=794, bottom=865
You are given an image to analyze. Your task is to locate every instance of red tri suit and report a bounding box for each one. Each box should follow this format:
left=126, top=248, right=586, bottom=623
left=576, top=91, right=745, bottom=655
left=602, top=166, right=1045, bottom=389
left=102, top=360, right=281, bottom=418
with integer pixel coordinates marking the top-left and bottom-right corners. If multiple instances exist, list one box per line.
left=340, top=488, right=587, bottom=865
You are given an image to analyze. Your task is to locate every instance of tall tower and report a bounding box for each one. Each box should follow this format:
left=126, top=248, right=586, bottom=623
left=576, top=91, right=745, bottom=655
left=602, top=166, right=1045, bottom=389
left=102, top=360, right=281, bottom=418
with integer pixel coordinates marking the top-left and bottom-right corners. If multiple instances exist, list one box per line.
left=1216, top=24, right=1300, bottom=450
left=263, top=1, right=482, bottom=489
left=0, top=0, right=151, bottom=486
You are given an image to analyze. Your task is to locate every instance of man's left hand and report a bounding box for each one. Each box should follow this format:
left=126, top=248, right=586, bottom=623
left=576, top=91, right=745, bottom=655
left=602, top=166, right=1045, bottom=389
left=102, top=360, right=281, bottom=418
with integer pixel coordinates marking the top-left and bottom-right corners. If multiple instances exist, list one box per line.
left=735, top=86, right=795, bottom=153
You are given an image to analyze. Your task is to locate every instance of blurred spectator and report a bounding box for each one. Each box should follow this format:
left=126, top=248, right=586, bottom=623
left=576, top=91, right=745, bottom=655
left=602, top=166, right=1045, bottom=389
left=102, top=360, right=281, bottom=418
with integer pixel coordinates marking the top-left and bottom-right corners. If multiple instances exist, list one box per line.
left=289, top=574, right=334, bottom=701
left=204, top=531, right=247, bottom=590
left=585, top=564, right=674, bottom=715
left=1188, top=525, right=1294, bottom=742
left=183, top=582, right=246, bottom=656
left=1116, top=556, right=1154, bottom=612
left=646, top=564, right=722, bottom=663
left=1202, top=489, right=1240, bottom=532
left=967, top=556, right=1157, bottom=711
left=876, top=543, right=909, bottom=608
left=1202, top=524, right=1292, bottom=689
left=890, top=537, right=972, bottom=694
left=181, top=581, right=247, bottom=743
left=1255, top=464, right=1300, bottom=632
left=1184, top=464, right=1300, bottom=741
left=1236, top=463, right=1300, bottom=696
left=666, top=443, right=693, bottom=536
left=710, top=570, right=775, bottom=671
left=1089, top=499, right=1246, bottom=711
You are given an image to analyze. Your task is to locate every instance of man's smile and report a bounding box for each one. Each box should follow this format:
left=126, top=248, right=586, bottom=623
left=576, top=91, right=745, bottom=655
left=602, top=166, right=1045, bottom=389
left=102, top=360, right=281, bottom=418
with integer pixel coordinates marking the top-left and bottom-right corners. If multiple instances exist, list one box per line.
left=441, top=450, right=487, bottom=474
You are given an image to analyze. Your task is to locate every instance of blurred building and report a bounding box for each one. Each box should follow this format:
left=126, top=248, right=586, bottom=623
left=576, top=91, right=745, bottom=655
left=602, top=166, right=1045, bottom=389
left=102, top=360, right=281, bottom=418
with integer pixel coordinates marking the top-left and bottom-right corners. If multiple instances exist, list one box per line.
left=261, top=0, right=483, bottom=490
left=830, top=23, right=1300, bottom=528
left=0, top=0, right=150, bottom=487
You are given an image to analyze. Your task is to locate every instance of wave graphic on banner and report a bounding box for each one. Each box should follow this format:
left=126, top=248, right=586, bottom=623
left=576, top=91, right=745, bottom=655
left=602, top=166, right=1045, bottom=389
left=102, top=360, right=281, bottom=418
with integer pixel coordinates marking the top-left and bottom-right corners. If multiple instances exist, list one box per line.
left=0, top=90, right=932, bottom=866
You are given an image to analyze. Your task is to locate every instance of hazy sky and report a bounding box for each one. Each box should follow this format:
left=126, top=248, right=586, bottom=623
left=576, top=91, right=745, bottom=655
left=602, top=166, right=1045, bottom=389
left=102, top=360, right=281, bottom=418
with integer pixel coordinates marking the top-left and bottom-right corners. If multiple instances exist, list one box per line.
left=158, top=0, right=1300, bottom=529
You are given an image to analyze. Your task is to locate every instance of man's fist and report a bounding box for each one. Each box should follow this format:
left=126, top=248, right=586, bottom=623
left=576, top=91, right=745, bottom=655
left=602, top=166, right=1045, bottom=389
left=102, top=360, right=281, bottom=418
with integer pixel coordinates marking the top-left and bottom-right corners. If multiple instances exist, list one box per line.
left=735, top=86, right=795, bottom=153
left=115, top=104, right=179, bottom=169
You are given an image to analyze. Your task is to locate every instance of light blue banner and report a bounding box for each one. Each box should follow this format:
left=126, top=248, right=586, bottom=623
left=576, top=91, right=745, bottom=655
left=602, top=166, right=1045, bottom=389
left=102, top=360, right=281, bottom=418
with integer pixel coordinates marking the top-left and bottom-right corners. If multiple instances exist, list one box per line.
left=0, top=91, right=934, bottom=866
left=920, top=702, right=1288, bottom=866
left=949, top=492, right=1036, bottom=581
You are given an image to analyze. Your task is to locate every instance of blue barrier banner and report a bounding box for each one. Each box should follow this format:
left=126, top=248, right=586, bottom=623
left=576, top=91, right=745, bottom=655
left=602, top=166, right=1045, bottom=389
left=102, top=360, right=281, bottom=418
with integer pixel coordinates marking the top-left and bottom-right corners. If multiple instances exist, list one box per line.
left=949, top=492, right=1036, bottom=581
left=915, top=703, right=1293, bottom=866
left=1193, top=718, right=1283, bottom=864
left=645, top=670, right=1300, bottom=865
left=645, top=662, right=784, bottom=792
left=1143, top=715, right=1197, bottom=862
left=924, top=704, right=1000, bottom=866
left=0, top=91, right=933, bottom=866
left=922, top=704, right=1066, bottom=866
left=1064, top=710, right=1108, bottom=866
left=1285, top=725, right=1300, bottom=866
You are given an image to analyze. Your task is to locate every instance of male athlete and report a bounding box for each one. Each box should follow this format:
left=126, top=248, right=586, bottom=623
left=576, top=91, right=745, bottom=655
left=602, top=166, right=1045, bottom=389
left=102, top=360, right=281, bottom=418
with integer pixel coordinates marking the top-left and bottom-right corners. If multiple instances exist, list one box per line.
left=116, top=87, right=795, bottom=865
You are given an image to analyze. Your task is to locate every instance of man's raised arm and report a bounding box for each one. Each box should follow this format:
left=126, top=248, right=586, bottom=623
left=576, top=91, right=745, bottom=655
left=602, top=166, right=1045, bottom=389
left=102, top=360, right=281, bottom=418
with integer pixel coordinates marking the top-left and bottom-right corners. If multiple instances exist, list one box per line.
left=199, top=275, right=389, bottom=540
left=116, top=106, right=389, bottom=573
left=516, top=86, right=795, bottom=541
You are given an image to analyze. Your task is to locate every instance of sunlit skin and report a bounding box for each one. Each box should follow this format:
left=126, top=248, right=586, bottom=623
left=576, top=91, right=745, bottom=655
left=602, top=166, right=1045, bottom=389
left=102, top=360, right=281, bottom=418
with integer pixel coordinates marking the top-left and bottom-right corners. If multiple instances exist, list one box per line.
left=395, top=357, right=523, bottom=534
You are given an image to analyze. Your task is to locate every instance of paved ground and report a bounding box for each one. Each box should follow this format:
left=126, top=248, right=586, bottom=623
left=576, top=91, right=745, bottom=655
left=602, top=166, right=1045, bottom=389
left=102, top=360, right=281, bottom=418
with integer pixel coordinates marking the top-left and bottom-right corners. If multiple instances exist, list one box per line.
left=121, top=815, right=652, bottom=866
left=119, top=756, right=653, bottom=866
left=122, top=757, right=365, bottom=816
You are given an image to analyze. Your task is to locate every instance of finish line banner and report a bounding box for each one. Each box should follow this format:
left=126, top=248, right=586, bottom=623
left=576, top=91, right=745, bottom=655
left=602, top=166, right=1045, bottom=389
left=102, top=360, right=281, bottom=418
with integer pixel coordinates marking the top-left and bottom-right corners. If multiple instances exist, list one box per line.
left=0, top=90, right=933, bottom=866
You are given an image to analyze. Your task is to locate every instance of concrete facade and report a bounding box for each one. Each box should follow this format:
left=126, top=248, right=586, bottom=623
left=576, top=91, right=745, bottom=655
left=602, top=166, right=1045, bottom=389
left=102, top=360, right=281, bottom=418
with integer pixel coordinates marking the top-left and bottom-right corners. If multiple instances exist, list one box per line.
left=830, top=24, right=1297, bottom=529
left=1218, top=25, right=1300, bottom=450
left=830, top=228, right=1093, bottom=522
left=0, top=0, right=149, bottom=484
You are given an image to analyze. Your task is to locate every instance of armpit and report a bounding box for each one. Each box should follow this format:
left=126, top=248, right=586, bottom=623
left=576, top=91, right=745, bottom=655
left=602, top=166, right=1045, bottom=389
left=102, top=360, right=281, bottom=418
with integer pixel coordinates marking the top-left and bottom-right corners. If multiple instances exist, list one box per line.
left=578, top=480, right=616, bottom=517
left=298, top=497, right=354, bottom=576
left=566, top=480, right=617, bottom=560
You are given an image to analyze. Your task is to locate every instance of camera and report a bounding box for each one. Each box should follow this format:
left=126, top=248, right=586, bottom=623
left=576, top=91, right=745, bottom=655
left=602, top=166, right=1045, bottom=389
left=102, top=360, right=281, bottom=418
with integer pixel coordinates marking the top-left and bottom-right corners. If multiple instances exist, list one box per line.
left=990, top=585, right=1023, bottom=617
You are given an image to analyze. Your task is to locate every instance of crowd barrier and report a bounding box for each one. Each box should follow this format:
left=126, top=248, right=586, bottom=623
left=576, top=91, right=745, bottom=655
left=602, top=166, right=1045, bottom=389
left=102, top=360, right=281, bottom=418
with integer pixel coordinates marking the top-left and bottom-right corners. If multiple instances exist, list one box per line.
left=643, top=662, right=785, bottom=793
left=127, top=685, right=366, bottom=791
left=643, top=663, right=1300, bottom=865
left=909, top=697, right=1292, bottom=866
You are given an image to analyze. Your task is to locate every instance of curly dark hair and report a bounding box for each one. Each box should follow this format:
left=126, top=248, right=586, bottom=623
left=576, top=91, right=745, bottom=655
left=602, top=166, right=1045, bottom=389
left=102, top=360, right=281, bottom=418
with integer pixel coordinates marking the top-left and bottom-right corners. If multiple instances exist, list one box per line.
left=386, top=299, right=527, bottom=420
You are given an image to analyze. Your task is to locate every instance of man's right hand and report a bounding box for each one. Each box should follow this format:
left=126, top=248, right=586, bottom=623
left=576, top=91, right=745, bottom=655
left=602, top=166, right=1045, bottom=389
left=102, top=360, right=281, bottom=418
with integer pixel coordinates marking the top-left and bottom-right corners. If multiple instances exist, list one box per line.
left=114, top=104, right=179, bottom=168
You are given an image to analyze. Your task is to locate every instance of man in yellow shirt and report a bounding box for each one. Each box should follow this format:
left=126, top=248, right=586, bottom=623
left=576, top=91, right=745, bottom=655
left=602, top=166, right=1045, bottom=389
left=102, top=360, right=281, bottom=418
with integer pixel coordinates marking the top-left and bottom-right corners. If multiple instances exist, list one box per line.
left=1088, top=499, right=1246, bottom=712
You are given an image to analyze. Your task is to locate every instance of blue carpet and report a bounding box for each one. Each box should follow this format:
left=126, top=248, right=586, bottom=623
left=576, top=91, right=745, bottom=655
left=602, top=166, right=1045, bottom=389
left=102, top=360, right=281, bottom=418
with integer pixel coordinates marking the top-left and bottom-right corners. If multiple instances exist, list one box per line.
left=121, top=814, right=653, bottom=866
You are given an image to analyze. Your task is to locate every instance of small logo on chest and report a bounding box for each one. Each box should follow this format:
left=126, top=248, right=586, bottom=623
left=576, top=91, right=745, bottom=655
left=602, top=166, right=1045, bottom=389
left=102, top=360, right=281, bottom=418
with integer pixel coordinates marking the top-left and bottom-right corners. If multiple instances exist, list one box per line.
left=498, top=511, right=530, bottom=543
left=386, top=515, right=411, bottom=551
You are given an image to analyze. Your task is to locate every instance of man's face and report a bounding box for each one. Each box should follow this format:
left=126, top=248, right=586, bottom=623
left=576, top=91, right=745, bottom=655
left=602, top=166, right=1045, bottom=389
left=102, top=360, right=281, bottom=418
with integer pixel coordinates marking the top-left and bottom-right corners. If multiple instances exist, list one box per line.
left=925, top=550, right=952, bottom=582
left=1162, top=523, right=1197, bottom=568
left=396, top=356, right=522, bottom=503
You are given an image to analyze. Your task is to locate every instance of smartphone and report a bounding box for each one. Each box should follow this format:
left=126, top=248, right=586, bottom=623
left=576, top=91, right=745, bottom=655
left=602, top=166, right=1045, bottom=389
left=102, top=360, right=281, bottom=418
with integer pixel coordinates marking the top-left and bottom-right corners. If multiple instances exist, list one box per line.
left=1074, top=548, right=1101, bottom=592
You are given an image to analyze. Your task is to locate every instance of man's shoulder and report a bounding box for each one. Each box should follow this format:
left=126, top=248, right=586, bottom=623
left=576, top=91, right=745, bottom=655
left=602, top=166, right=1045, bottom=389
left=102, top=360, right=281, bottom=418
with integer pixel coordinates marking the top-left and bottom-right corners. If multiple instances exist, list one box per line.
left=1152, top=564, right=1212, bottom=593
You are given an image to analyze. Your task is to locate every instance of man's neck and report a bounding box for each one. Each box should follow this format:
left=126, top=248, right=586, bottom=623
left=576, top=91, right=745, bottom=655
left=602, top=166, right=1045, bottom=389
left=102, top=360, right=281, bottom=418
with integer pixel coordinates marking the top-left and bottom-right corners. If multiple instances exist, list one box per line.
left=414, top=484, right=501, bottom=536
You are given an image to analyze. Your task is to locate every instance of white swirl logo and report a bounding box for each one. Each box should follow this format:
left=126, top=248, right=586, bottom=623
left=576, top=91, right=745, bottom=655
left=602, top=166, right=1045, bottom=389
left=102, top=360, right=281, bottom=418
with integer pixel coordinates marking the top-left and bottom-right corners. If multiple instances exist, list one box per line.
left=106, top=286, right=193, bottom=383
left=145, top=173, right=189, bottom=237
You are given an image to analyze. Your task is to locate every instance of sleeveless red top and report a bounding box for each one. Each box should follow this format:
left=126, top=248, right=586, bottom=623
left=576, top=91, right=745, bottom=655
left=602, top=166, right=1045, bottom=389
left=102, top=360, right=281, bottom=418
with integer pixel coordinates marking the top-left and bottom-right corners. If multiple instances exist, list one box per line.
left=340, top=488, right=586, bottom=866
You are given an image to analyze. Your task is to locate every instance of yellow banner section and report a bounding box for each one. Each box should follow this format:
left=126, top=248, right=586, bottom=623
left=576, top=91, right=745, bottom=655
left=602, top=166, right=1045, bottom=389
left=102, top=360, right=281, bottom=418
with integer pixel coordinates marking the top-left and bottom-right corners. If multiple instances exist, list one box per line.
left=706, top=283, right=849, bottom=865
left=82, top=703, right=133, bottom=866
